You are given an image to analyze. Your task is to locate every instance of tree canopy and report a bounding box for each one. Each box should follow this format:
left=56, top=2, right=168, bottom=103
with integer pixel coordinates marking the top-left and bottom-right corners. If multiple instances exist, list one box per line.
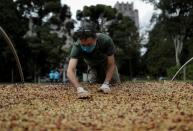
left=143, top=0, right=193, bottom=78
left=0, top=0, right=74, bottom=82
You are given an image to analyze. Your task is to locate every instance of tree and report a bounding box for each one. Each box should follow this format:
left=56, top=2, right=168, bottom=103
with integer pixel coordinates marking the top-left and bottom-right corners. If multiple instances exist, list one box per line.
left=143, top=21, right=175, bottom=77
left=144, top=0, right=193, bottom=66
left=15, top=0, right=74, bottom=81
left=109, top=16, right=140, bottom=78
left=76, top=4, right=117, bottom=32
left=0, top=0, right=74, bottom=82
left=0, top=0, right=28, bottom=82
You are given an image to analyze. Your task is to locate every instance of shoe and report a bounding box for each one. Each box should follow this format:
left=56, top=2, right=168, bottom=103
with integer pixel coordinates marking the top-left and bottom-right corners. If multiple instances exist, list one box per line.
left=77, top=87, right=90, bottom=99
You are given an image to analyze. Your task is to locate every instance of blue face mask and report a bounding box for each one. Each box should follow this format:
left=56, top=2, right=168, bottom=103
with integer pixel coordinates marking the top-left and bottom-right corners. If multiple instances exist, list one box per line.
left=80, top=44, right=96, bottom=53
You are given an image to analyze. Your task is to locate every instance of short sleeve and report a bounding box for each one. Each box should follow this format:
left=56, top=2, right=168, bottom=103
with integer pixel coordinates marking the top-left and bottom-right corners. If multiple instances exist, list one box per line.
left=69, top=42, right=81, bottom=59
left=105, top=36, right=116, bottom=56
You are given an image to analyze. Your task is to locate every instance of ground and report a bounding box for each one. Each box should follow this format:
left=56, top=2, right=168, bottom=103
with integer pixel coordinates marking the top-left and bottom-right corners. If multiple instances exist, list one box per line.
left=0, top=82, right=193, bottom=131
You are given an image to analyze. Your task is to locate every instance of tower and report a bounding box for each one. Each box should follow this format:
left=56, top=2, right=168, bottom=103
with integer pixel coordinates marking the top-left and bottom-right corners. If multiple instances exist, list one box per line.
left=114, top=2, right=139, bottom=28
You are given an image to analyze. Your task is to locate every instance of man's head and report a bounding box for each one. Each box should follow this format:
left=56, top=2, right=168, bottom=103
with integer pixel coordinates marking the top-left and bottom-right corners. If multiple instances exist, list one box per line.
left=75, top=20, right=97, bottom=40
left=75, top=20, right=97, bottom=53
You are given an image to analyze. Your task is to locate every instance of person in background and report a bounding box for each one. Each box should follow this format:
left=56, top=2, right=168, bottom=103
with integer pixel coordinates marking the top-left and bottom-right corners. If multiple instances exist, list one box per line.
left=67, top=20, right=120, bottom=98
left=49, top=70, right=54, bottom=82
left=53, top=69, right=60, bottom=82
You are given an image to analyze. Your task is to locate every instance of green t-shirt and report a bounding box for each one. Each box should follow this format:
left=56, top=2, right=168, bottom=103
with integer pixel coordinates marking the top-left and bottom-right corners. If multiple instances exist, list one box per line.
left=70, top=33, right=115, bottom=67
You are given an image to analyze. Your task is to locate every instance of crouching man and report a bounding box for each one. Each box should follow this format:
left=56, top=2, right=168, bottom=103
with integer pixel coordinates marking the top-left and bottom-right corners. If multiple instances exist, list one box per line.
left=67, top=20, right=120, bottom=98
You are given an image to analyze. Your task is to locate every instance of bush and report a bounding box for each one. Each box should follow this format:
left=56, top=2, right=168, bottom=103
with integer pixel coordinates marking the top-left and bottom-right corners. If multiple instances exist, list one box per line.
left=186, top=64, right=193, bottom=80
left=167, top=64, right=193, bottom=80
left=167, top=65, right=182, bottom=80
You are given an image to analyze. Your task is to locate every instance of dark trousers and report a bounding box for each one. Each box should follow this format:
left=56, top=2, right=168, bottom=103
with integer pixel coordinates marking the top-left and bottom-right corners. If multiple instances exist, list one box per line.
left=87, top=64, right=120, bottom=84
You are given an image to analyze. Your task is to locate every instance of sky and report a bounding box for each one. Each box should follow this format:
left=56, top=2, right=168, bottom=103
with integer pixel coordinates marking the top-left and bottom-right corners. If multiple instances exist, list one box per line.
left=61, top=0, right=156, bottom=32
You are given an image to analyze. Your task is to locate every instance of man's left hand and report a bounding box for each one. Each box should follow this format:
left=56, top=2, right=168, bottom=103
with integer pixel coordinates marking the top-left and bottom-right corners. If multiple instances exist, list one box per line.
left=99, top=82, right=111, bottom=93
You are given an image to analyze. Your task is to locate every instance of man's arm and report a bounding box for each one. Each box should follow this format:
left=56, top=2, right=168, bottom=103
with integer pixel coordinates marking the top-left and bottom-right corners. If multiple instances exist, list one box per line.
left=67, top=58, right=81, bottom=88
left=105, top=55, right=115, bottom=83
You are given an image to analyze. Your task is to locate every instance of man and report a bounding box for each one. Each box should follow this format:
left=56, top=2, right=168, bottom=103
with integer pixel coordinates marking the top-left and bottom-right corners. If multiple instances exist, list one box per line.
left=67, top=20, right=120, bottom=98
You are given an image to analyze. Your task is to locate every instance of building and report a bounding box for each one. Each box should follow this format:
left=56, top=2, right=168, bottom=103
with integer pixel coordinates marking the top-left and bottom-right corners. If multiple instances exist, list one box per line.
left=114, top=2, right=139, bottom=28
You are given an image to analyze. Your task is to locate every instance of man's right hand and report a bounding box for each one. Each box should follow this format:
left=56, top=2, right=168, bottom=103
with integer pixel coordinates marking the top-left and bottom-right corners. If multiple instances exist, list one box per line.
left=77, top=87, right=90, bottom=99
left=67, top=58, right=80, bottom=88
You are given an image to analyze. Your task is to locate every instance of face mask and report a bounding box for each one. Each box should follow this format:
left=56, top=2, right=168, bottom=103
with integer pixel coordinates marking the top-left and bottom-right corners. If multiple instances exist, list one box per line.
left=80, top=44, right=96, bottom=53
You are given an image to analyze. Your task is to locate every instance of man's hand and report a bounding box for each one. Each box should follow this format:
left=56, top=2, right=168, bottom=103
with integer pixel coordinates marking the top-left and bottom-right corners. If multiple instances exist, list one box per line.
left=99, top=82, right=111, bottom=93
left=77, top=87, right=90, bottom=99
left=67, top=58, right=81, bottom=88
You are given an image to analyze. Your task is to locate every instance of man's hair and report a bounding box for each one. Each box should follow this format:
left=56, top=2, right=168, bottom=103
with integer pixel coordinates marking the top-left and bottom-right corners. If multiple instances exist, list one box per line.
left=75, top=20, right=97, bottom=39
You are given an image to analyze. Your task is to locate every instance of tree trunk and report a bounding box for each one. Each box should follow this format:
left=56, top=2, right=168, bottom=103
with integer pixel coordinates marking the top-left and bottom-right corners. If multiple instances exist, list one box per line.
left=129, top=60, right=132, bottom=79
left=11, top=69, right=14, bottom=82
left=34, top=63, right=37, bottom=83
left=173, top=35, right=184, bottom=66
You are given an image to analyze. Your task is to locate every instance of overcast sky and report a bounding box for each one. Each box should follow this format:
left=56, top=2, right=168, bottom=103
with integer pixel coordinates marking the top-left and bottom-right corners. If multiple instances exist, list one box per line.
left=61, top=0, right=156, bottom=32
